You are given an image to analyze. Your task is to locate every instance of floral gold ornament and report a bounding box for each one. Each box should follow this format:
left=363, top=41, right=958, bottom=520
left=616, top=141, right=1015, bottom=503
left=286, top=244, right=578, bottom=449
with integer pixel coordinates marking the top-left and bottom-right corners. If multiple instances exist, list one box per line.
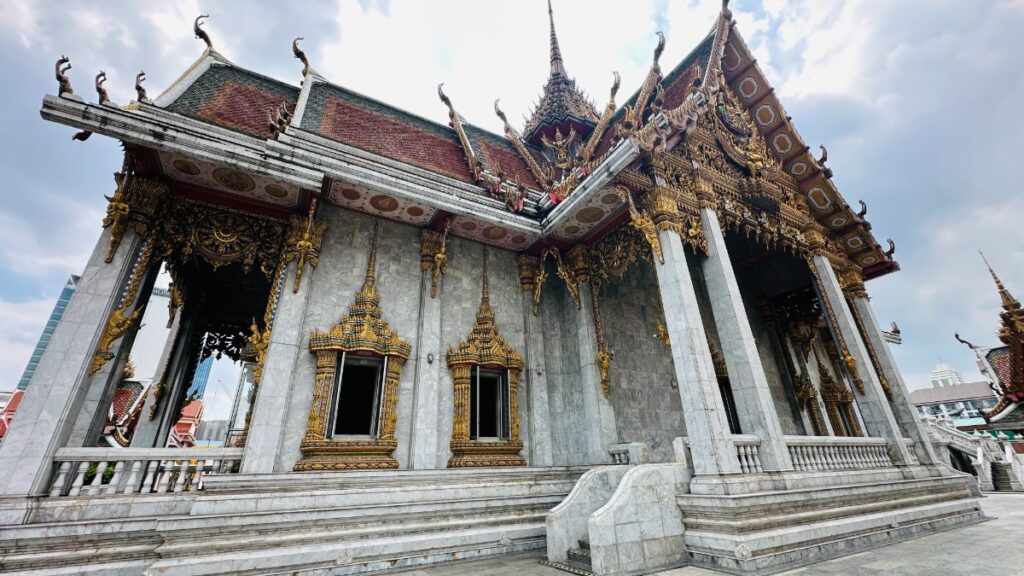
left=90, top=241, right=155, bottom=374
left=295, top=221, right=412, bottom=471
left=447, top=249, right=526, bottom=467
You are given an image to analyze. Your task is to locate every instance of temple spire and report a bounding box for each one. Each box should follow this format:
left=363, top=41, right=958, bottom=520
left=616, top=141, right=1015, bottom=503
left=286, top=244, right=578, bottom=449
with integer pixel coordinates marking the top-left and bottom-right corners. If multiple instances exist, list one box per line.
left=548, top=0, right=567, bottom=76
left=981, top=252, right=1020, bottom=310
left=364, top=221, right=379, bottom=288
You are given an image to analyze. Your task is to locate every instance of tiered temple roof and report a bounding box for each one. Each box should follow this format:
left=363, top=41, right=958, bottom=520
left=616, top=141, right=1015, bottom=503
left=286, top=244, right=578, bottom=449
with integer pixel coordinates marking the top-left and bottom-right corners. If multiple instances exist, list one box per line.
left=41, top=2, right=898, bottom=277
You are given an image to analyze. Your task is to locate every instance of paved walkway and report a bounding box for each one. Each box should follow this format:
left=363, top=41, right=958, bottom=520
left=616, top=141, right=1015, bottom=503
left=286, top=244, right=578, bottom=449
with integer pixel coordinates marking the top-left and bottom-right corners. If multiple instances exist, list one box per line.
left=399, top=493, right=1022, bottom=575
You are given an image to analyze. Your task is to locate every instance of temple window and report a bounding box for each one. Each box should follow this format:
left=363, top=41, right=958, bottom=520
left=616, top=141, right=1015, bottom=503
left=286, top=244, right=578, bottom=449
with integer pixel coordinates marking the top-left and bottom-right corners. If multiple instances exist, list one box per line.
left=331, top=353, right=386, bottom=437
left=470, top=366, right=510, bottom=441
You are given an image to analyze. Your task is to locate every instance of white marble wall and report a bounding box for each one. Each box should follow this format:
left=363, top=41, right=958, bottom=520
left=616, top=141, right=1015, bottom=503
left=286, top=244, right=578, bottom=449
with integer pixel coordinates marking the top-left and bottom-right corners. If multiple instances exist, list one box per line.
left=600, top=264, right=686, bottom=462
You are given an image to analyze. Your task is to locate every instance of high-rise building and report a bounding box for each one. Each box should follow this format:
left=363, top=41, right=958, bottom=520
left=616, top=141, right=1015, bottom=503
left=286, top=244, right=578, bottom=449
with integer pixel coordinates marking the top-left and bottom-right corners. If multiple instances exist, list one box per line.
left=928, top=363, right=966, bottom=388
left=17, top=275, right=79, bottom=391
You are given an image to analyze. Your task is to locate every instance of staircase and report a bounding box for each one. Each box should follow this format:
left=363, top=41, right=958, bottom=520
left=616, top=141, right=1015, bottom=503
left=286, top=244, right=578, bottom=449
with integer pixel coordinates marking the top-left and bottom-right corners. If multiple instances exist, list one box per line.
left=0, top=467, right=586, bottom=575
left=563, top=538, right=592, bottom=574
left=992, top=462, right=1016, bottom=491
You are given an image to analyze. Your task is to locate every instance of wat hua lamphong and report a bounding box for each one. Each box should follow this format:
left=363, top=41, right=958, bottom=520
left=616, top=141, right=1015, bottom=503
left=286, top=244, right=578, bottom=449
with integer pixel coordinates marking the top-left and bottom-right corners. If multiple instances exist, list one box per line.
left=1, top=2, right=1004, bottom=575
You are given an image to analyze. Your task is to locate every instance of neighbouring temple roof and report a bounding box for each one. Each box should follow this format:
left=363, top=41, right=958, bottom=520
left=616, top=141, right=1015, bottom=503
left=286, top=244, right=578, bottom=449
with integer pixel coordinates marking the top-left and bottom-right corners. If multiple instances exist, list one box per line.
left=909, top=381, right=995, bottom=405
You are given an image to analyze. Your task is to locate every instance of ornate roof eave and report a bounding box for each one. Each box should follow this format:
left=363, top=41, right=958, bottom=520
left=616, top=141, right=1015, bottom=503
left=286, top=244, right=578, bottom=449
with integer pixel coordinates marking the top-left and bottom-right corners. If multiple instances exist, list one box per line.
left=708, top=13, right=895, bottom=278
left=41, top=94, right=547, bottom=229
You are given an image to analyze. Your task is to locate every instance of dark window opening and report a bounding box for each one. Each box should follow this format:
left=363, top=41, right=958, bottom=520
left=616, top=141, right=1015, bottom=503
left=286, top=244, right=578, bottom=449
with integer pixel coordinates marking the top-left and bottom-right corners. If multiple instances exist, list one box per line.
left=470, top=367, right=509, bottom=440
left=332, top=354, right=385, bottom=437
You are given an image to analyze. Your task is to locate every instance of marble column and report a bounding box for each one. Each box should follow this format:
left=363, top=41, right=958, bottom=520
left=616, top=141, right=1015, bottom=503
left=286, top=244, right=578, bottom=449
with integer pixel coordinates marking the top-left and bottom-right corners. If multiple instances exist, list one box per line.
left=848, top=291, right=940, bottom=465
left=568, top=247, right=618, bottom=464
left=408, top=230, right=445, bottom=469
left=241, top=260, right=313, bottom=474
left=0, top=228, right=143, bottom=497
left=654, top=228, right=740, bottom=476
left=699, top=208, right=793, bottom=471
left=810, top=254, right=914, bottom=466
left=517, top=256, right=553, bottom=466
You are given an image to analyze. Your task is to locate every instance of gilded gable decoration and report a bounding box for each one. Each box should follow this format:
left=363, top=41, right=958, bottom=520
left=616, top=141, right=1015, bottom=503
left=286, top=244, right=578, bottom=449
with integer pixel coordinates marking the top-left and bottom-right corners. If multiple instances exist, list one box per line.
left=295, top=221, right=413, bottom=471
left=447, top=249, right=526, bottom=467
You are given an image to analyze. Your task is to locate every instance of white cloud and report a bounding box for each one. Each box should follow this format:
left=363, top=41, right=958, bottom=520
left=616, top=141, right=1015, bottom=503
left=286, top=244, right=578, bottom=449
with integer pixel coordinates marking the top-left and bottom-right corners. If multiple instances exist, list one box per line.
left=0, top=296, right=53, bottom=390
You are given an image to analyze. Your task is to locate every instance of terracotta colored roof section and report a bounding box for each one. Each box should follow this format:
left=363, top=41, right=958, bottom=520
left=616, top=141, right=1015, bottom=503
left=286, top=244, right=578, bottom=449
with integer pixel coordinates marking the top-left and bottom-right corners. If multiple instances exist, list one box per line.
left=166, top=64, right=299, bottom=139
left=303, top=83, right=475, bottom=183
left=592, top=34, right=714, bottom=160
left=3, top=390, right=24, bottom=415
left=909, top=381, right=996, bottom=405
left=109, top=380, right=146, bottom=424
left=988, top=346, right=1012, bottom=391
left=464, top=124, right=542, bottom=190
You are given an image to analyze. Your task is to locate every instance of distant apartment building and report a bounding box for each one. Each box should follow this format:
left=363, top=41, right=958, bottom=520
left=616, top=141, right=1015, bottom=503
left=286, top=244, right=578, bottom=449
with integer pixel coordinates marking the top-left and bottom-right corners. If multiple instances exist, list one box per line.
left=910, top=364, right=998, bottom=422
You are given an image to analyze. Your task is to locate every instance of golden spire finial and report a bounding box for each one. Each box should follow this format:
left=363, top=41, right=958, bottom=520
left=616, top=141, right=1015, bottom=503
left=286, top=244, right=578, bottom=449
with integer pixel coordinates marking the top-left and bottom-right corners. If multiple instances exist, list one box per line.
left=981, top=251, right=1020, bottom=309
left=481, top=248, right=490, bottom=306
left=364, top=220, right=379, bottom=286
left=547, top=0, right=567, bottom=76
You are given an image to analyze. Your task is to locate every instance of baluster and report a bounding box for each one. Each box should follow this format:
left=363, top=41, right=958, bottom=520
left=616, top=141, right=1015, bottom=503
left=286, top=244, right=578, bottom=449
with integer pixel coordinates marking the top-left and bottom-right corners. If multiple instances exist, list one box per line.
left=174, top=459, right=189, bottom=493
left=87, top=461, right=108, bottom=495
left=805, top=446, right=817, bottom=471
left=105, top=461, right=125, bottom=495
left=68, top=461, right=88, bottom=497
left=50, top=462, right=72, bottom=497
left=123, top=461, right=143, bottom=494
left=839, top=446, right=851, bottom=470
left=142, top=461, right=159, bottom=493
left=819, top=445, right=830, bottom=471
left=797, top=446, right=809, bottom=471
left=156, top=461, right=172, bottom=493
left=808, top=446, right=821, bottom=471
left=751, top=445, right=763, bottom=473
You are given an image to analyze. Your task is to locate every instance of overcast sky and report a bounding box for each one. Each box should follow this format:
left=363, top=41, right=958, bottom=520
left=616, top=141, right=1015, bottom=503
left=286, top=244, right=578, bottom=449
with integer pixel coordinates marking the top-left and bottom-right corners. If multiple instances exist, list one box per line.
left=0, top=0, right=1021, bottom=393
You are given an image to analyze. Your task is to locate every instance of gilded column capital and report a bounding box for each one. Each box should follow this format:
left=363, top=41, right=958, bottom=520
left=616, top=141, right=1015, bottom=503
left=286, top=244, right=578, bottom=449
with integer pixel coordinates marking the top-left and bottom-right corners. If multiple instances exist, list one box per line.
left=566, top=245, right=591, bottom=283
left=838, top=264, right=867, bottom=299
left=648, top=186, right=681, bottom=230
left=419, top=219, right=453, bottom=299
left=515, top=254, right=540, bottom=292
left=419, top=229, right=444, bottom=270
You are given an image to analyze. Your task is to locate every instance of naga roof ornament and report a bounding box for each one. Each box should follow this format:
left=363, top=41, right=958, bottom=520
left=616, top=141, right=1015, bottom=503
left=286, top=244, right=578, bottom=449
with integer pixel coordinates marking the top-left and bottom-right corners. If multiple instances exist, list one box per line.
left=522, top=0, right=599, bottom=144
left=194, top=15, right=213, bottom=51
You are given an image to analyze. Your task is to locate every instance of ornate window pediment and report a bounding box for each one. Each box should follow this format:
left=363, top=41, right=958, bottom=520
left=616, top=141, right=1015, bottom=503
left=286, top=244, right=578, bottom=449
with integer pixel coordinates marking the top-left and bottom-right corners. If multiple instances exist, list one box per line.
left=295, top=222, right=412, bottom=471
left=447, top=249, right=526, bottom=468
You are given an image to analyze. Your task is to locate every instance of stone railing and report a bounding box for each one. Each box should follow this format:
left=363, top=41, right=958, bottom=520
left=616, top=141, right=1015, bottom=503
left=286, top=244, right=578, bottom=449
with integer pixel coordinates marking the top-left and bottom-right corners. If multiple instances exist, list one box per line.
left=48, top=447, right=243, bottom=497
left=732, top=434, right=763, bottom=474
left=607, top=442, right=650, bottom=465
left=785, top=436, right=892, bottom=472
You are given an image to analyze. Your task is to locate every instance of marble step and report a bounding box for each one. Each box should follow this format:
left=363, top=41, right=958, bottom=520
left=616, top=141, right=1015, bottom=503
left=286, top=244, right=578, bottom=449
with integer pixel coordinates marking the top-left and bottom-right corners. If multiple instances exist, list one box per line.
left=1, top=506, right=551, bottom=573
left=202, top=466, right=589, bottom=494
left=677, top=476, right=971, bottom=533
left=2, top=467, right=587, bottom=574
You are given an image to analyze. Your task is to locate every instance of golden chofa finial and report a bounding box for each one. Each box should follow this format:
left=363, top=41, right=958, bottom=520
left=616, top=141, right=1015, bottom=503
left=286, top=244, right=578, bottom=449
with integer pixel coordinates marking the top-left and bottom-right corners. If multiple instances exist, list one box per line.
left=981, top=251, right=1020, bottom=309
left=194, top=14, right=212, bottom=50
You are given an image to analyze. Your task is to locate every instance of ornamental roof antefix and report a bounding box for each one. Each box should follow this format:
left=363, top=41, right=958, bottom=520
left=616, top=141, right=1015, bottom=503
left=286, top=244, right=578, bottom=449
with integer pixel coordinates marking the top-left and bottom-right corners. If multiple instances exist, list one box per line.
left=41, top=2, right=898, bottom=278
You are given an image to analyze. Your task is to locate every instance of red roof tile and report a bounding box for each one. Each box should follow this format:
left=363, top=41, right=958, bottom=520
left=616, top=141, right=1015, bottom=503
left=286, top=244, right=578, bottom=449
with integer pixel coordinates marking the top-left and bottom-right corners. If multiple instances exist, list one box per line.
left=319, top=98, right=474, bottom=183
left=196, top=80, right=294, bottom=139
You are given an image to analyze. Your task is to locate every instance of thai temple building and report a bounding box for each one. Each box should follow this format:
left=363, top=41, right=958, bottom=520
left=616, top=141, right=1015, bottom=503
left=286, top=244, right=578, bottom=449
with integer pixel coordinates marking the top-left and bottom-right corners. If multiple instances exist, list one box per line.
left=0, top=3, right=988, bottom=574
